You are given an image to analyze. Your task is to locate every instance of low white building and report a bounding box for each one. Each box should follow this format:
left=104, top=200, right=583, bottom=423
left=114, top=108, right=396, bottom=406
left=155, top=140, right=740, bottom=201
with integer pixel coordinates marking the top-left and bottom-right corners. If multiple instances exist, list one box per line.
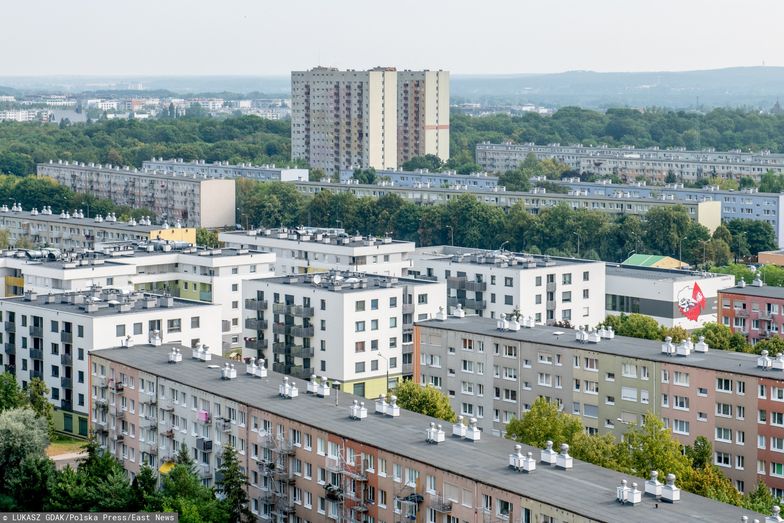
left=221, top=227, right=415, bottom=276
left=409, top=246, right=606, bottom=328
left=242, top=270, right=446, bottom=398
left=605, top=264, right=736, bottom=328
left=0, top=243, right=276, bottom=351
left=0, top=288, right=221, bottom=438
left=143, top=158, right=308, bottom=182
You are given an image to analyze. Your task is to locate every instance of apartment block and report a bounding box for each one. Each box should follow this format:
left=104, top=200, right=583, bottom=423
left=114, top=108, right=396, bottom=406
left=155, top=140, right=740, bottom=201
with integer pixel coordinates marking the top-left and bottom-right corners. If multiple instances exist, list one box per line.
left=220, top=227, right=415, bottom=277
left=557, top=180, right=784, bottom=247
left=142, top=158, right=309, bottom=182
left=475, top=142, right=784, bottom=182
left=242, top=271, right=445, bottom=398
left=338, top=168, right=499, bottom=191
left=291, top=67, right=399, bottom=174
left=0, top=205, right=196, bottom=249
left=605, top=265, right=735, bottom=328
left=718, top=280, right=784, bottom=344
left=292, top=180, right=723, bottom=233
left=38, top=160, right=236, bottom=228
left=416, top=315, right=784, bottom=495
left=88, top=343, right=759, bottom=522
left=0, top=288, right=221, bottom=437
left=397, top=70, right=450, bottom=165
left=408, top=246, right=605, bottom=328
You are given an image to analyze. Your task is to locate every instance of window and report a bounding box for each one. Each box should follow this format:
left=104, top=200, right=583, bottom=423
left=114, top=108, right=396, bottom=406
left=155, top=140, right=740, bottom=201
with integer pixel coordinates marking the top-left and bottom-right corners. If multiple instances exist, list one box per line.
left=562, top=273, right=572, bottom=285
left=461, top=360, right=473, bottom=373
left=716, top=402, right=733, bottom=417
left=673, top=371, right=689, bottom=386
left=715, top=451, right=731, bottom=467
left=116, top=324, right=125, bottom=337
left=371, top=299, right=378, bottom=310
left=355, top=321, right=365, bottom=332
left=190, top=317, right=200, bottom=328
left=716, top=378, right=732, bottom=393
left=622, top=363, right=637, bottom=378
left=355, top=301, right=365, bottom=312
left=355, top=342, right=365, bottom=353
left=716, top=427, right=732, bottom=442
left=355, top=362, right=365, bottom=373
left=673, top=419, right=689, bottom=435
left=621, top=387, right=637, bottom=402
left=674, top=396, right=689, bottom=410
left=562, top=291, right=572, bottom=303
left=389, top=317, right=397, bottom=328
left=417, top=294, right=428, bottom=304
left=167, top=319, right=181, bottom=333
left=773, top=412, right=784, bottom=427
left=504, top=277, right=513, bottom=287
left=584, top=358, right=598, bottom=371
left=371, top=319, right=378, bottom=331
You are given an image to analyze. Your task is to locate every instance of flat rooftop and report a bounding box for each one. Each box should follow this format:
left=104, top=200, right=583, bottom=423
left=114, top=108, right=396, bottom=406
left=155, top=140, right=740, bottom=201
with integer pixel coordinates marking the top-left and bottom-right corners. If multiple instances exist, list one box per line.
left=413, top=246, right=602, bottom=268
left=258, top=271, right=439, bottom=293
left=222, top=227, right=414, bottom=248
left=0, top=211, right=171, bottom=233
left=417, top=316, right=784, bottom=380
left=606, top=264, right=732, bottom=282
left=720, top=284, right=784, bottom=299
left=0, top=290, right=207, bottom=317
left=40, top=161, right=230, bottom=183
left=91, top=344, right=761, bottom=523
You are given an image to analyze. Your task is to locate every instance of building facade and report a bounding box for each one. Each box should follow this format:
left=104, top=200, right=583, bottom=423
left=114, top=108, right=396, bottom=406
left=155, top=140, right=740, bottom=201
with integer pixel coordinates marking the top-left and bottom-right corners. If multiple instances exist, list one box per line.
left=0, top=205, right=196, bottom=249
left=242, top=271, right=446, bottom=398
left=718, top=281, right=784, bottom=344
left=605, top=265, right=736, bottom=329
left=337, top=168, right=500, bottom=191
left=220, top=227, right=415, bottom=277
left=475, top=142, right=784, bottom=182
left=409, top=246, right=606, bottom=328
left=0, top=288, right=221, bottom=437
left=38, top=160, right=236, bottom=228
left=291, top=180, right=723, bottom=233
left=88, top=344, right=759, bottom=523
left=416, top=315, right=784, bottom=496
left=397, top=70, right=450, bottom=166
left=291, top=67, right=399, bottom=174
left=142, top=159, right=309, bottom=182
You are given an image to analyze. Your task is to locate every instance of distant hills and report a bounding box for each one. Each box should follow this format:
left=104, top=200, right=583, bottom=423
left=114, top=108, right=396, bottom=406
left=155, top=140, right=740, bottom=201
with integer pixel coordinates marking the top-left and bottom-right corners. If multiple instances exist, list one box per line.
left=1, top=67, right=784, bottom=109
left=451, top=67, right=784, bottom=109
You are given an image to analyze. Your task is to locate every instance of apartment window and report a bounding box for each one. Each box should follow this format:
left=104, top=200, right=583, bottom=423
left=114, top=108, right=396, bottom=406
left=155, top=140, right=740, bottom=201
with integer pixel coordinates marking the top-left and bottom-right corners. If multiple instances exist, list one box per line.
left=716, top=403, right=733, bottom=417
left=582, top=271, right=590, bottom=281
left=673, top=371, right=689, bottom=386
left=133, top=323, right=142, bottom=335
left=504, top=277, right=513, bottom=287
left=389, top=297, right=397, bottom=308
left=190, top=317, right=200, bottom=328
left=355, top=300, right=365, bottom=312
left=116, top=325, right=125, bottom=337
left=673, top=419, right=690, bottom=435
left=715, top=452, right=732, bottom=468
left=583, top=289, right=590, bottom=299
left=371, top=299, right=378, bottom=310
left=355, top=321, right=365, bottom=332
left=354, top=341, right=365, bottom=353
left=389, top=317, right=397, bottom=328
left=716, top=378, right=732, bottom=393
left=355, top=362, right=365, bottom=373
left=167, top=319, right=181, bottom=333
left=622, top=363, right=637, bottom=378
left=562, top=273, right=572, bottom=285
left=584, top=358, right=598, bottom=371
left=562, top=291, right=572, bottom=303
left=715, top=427, right=732, bottom=442
left=737, top=381, right=746, bottom=395
left=417, top=294, right=428, bottom=304
left=371, top=319, right=378, bottom=331
left=674, top=395, right=689, bottom=410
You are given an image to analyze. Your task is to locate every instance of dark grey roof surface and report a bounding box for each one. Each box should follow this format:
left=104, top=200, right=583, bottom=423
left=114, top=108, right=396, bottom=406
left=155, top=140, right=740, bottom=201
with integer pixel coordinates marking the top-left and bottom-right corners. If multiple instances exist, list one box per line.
left=417, top=316, right=783, bottom=380
left=606, top=264, right=732, bottom=282
left=94, top=344, right=762, bottom=523
left=0, top=294, right=206, bottom=317
left=720, top=285, right=784, bottom=299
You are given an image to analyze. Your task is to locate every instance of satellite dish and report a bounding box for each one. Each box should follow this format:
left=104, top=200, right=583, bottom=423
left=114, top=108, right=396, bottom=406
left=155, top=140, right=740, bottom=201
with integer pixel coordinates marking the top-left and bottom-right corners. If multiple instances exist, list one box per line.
left=312, top=274, right=322, bottom=285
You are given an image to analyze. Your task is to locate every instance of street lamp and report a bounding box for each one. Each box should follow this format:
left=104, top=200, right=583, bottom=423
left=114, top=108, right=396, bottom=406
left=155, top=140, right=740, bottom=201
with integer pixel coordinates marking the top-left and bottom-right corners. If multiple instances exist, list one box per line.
left=445, top=225, right=454, bottom=247
left=626, top=249, right=636, bottom=263
left=573, top=231, right=580, bottom=258
left=377, top=353, right=391, bottom=393
left=498, top=240, right=509, bottom=253
left=678, top=236, right=688, bottom=269
left=336, top=219, right=343, bottom=231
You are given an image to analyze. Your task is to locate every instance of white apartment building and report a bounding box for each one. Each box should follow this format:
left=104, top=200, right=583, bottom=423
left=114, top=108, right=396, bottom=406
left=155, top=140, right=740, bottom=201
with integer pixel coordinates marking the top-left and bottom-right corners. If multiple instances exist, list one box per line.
left=0, top=205, right=197, bottom=250
left=37, top=160, right=236, bottom=228
left=142, top=158, right=309, bottom=182
left=220, top=227, right=415, bottom=277
left=0, top=244, right=275, bottom=351
left=476, top=142, right=784, bottom=181
left=605, top=265, right=736, bottom=329
left=397, top=70, right=450, bottom=165
left=242, top=271, right=445, bottom=398
left=0, top=288, right=221, bottom=437
left=409, top=246, right=606, bottom=328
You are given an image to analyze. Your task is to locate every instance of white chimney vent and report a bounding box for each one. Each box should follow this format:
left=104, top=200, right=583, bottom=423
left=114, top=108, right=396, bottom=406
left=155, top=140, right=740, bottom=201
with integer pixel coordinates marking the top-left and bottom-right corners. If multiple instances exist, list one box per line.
left=758, top=350, right=773, bottom=370
left=221, top=362, right=237, bottom=380
left=660, top=473, right=680, bottom=503
left=452, top=415, right=467, bottom=438
left=168, top=347, right=182, bottom=364
left=767, top=506, right=783, bottom=523
left=616, top=479, right=641, bottom=505
left=556, top=443, right=573, bottom=470
left=425, top=422, right=446, bottom=444
left=349, top=400, right=367, bottom=420
left=661, top=336, right=675, bottom=356
left=246, top=358, right=267, bottom=378
left=645, top=470, right=662, bottom=497
left=278, top=376, right=298, bottom=399
left=694, top=336, right=709, bottom=353
left=540, top=440, right=557, bottom=465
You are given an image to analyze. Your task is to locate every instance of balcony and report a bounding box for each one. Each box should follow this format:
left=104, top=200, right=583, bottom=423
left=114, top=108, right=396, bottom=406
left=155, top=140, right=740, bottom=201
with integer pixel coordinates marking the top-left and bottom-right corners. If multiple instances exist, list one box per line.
left=402, top=302, right=415, bottom=314
left=30, top=325, right=43, bottom=338
left=402, top=363, right=414, bottom=375
left=272, top=362, right=290, bottom=374
left=429, top=494, right=453, bottom=513
left=112, top=382, right=125, bottom=393
left=4, top=343, right=15, bottom=355
left=735, top=309, right=749, bottom=317
left=272, top=342, right=290, bottom=355
left=60, top=377, right=73, bottom=389
left=447, top=297, right=460, bottom=308
left=196, top=437, right=213, bottom=453
left=244, top=338, right=268, bottom=350
left=245, top=298, right=268, bottom=310
left=60, top=331, right=73, bottom=343
left=291, top=346, right=314, bottom=358
left=60, top=353, right=73, bottom=365
left=29, top=369, right=42, bottom=380
left=215, top=417, right=232, bottom=432
left=546, top=300, right=556, bottom=309
left=244, top=318, right=268, bottom=331
left=290, top=365, right=312, bottom=380
left=199, top=290, right=212, bottom=302
left=546, top=282, right=556, bottom=292
left=288, top=305, right=314, bottom=318
left=272, top=323, right=287, bottom=335
left=30, top=348, right=44, bottom=360
left=4, top=321, right=15, bottom=332
left=464, top=299, right=487, bottom=310
left=446, top=276, right=466, bottom=289
left=60, top=399, right=73, bottom=411
left=144, top=441, right=158, bottom=456
left=290, top=325, right=315, bottom=338
left=273, top=303, right=288, bottom=315
left=465, top=280, right=487, bottom=292
left=198, top=464, right=212, bottom=479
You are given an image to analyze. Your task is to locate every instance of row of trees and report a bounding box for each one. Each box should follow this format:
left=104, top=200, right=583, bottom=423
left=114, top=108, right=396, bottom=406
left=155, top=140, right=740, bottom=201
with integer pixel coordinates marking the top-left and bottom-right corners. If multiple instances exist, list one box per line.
left=505, top=398, right=777, bottom=513
left=236, top=179, right=776, bottom=266
left=0, top=115, right=293, bottom=177
left=0, top=372, right=254, bottom=521
left=603, top=313, right=784, bottom=355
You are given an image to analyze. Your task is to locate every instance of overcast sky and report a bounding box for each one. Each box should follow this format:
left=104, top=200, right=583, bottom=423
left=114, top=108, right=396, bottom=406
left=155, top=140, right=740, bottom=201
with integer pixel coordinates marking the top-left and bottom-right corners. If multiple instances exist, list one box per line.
left=4, top=0, right=783, bottom=76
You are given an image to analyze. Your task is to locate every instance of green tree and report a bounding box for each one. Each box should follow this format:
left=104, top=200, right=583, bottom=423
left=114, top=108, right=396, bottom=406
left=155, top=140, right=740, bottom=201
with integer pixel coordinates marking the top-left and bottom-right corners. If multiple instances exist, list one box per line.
left=743, top=481, right=780, bottom=514
left=394, top=381, right=457, bottom=422
left=217, top=446, right=254, bottom=523
left=5, top=454, right=55, bottom=510
left=662, top=325, right=689, bottom=343
left=505, top=397, right=582, bottom=449
left=160, top=464, right=228, bottom=522
left=196, top=228, right=220, bottom=248
left=131, top=464, right=160, bottom=511
left=601, top=313, right=665, bottom=341
left=691, top=322, right=750, bottom=352
left=308, top=168, right=326, bottom=182
left=401, top=154, right=444, bottom=172
left=623, top=413, right=691, bottom=481
left=176, top=441, right=196, bottom=473
left=751, top=336, right=784, bottom=356
left=0, top=372, right=25, bottom=411
left=25, top=378, right=54, bottom=434
left=0, top=408, right=49, bottom=492
left=684, top=435, right=712, bottom=469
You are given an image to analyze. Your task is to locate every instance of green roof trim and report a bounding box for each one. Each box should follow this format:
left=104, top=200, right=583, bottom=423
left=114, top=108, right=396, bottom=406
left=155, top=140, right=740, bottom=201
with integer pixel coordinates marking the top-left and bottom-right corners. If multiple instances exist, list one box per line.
left=623, top=253, right=670, bottom=267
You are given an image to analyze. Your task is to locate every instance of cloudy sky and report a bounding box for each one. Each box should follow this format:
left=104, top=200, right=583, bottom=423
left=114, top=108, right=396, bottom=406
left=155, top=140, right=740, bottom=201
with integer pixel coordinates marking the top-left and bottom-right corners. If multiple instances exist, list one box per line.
left=3, top=0, right=782, bottom=76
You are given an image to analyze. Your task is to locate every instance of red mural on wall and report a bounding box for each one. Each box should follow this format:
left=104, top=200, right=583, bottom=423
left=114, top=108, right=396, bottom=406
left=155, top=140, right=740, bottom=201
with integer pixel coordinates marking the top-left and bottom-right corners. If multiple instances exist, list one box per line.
left=678, top=282, right=706, bottom=321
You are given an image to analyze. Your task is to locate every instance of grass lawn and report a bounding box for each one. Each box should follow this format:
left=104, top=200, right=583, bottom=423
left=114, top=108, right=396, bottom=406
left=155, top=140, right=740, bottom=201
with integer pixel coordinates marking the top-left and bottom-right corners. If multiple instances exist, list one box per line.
left=46, top=434, right=86, bottom=457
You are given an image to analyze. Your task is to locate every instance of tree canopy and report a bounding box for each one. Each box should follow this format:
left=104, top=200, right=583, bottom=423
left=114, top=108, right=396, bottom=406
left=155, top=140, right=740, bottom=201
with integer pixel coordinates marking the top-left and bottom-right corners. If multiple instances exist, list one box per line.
left=394, top=381, right=457, bottom=422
